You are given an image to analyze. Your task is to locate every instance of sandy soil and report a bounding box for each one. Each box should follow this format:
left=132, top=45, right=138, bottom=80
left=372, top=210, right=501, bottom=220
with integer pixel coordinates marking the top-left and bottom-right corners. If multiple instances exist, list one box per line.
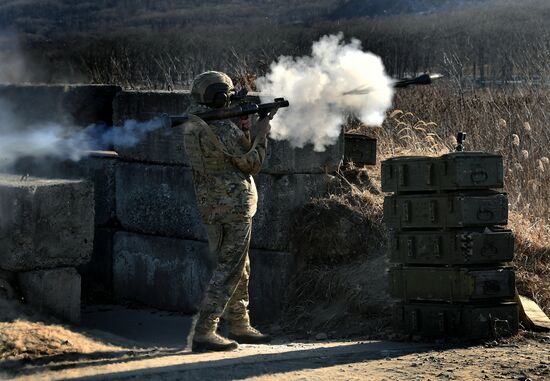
left=1, top=335, right=549, bottom=380
left=1, top=304, right=549, bottom=381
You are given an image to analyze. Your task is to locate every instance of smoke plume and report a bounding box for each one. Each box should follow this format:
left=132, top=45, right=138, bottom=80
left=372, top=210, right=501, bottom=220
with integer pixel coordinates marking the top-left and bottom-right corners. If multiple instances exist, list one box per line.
left=0, top=97, right=163, bottom=169
left=256, top=33, right=394, bottom=151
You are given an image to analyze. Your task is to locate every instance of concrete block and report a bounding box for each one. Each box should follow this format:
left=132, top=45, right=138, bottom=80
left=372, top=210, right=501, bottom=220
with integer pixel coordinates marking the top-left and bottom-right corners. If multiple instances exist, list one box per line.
left=263, top=134, right=344, bottom=174
left=0, top=84, right=121, bottom=127
left=113, top=90, right=192, bottom=164
left=252, top=173, right=329, bottom=251
left=18, top=267, right=81, bottom=323
left=113, top=231, right=212, bottom=313
left=13, top=151, right=117, bottom=226
left=0, top=174, right=94, bottom=271
left=0, top=269, right=16, bottom=300
left=115, top=162, right=206, bottom=241
left=61, top=85, right=122, bottom=127
left=79, top=228, right=115, bottom=299
left=112, top=231, right=293, bottom=320
left=249, top=250, right=295, bottom=323
left=115, top=162, right=328, bottom=251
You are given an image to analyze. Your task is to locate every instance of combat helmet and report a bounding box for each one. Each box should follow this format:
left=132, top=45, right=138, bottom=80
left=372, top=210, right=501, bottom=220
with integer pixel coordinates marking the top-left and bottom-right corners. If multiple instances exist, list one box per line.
left=191, top=71, right=234, bottom=108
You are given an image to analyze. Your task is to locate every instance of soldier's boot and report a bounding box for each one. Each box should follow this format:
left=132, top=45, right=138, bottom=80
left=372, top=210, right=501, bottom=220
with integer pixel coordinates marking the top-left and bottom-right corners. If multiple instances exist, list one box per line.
left=228, top=322, right=272, bottom=344
left=192, top=331, right=239, bottom=352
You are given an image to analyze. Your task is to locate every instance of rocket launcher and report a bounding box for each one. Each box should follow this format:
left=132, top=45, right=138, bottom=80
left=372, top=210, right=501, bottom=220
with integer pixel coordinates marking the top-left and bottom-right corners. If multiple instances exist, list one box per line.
left=166, top=98, right=290, bottom=128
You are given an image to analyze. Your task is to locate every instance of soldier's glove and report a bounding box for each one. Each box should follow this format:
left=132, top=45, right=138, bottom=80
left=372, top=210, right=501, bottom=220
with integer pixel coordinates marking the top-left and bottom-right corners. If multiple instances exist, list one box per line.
left=255, top=116, right=271, bottom=136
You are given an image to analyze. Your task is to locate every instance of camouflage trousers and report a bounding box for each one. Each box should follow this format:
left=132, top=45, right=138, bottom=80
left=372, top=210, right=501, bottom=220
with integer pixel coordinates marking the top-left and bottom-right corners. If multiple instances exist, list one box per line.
left=194, top=220, right=252, bottom=335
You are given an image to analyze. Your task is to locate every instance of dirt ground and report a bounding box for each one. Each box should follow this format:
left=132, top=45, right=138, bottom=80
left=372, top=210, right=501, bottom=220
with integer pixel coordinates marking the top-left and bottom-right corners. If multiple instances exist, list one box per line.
left=1, top=334, right=549, bottom=380
left=1, top=304, right=549, bottom=381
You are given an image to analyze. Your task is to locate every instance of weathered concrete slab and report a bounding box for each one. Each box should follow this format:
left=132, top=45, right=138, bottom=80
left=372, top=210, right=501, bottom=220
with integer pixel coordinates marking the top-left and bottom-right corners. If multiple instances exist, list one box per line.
left=0, top=84, right=121, bottom=127
left=263, top=135, right=344, bottom=174
left=253, top=173, right=329, bottom=251
left=116, top=162, right=328, bottom=251
left=249, top=250, right=295, bottom=323
left=0, top=174, right=94, bottom=271
left=113, top=231, right=213, bottom=313
left=62, top=85, right=122, bottom=127
left=18, top=267, right=81, bottom=323
left=79, top=228, right=115, bottom=300
left=0, top=268, right=16, bottom=300
left=113, top=90, right=192, bottom=164
left=115, top=162, right=206, bottom=241
left=13, top=151, right=117, bottom=226
left=112, top=231, right=293, bottom=321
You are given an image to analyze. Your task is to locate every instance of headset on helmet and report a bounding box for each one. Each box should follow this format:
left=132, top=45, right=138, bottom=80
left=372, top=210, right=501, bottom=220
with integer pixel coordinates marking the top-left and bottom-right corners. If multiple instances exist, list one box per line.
left=191, top=71, right=235, bottom=108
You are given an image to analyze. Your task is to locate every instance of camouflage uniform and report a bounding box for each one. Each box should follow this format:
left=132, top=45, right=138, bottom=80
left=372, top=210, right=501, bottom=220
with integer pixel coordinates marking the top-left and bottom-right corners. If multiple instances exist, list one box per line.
left=184, top=99, right=267, bottom=337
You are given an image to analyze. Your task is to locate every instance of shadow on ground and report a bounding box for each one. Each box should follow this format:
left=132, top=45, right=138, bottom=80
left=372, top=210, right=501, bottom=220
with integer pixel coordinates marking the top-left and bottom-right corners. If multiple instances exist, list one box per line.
left=4, top=340, right=450, bottom=380
left=0, top=304, right=459, bottom=380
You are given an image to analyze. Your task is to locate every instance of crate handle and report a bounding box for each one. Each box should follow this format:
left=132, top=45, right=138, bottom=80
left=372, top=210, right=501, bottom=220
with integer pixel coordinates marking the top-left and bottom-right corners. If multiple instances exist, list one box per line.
left=433, top=237, right=441, bottom=258
left=430, top=201, right=438, bottom=223
left=477, top=209, right=494, bottom=221
left=471, top=170, right=488, bottom=184
left=398, top=165, right=407, bottom=186
left=426, top=163, right=433, bottom=185
left=403, top=201, right=411, bottom=223
left=407, top=237, right=415, bottom=258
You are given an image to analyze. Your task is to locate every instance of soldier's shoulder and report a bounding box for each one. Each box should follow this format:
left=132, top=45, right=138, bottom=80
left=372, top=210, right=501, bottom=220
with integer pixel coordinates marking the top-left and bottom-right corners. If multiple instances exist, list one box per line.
left=212, top=119, right=243, bottom=141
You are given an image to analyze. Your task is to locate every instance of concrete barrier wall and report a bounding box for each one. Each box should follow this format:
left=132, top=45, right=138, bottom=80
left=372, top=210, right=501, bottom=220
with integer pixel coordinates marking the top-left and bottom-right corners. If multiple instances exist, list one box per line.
left=113, top=91, right=192, bottom=164
left=0, top=174, right=93, bottom=323
left=113, top=231, right=294, bottom=321
left=0, top=174, right=94, bottom=272
left=110, top=89, right=340, bottom=321
left=0, top=85, right=121, bottom=314
left=11, top=151, right=118, bottom=300
left=115, top=162, right=206, bottom=241
left=0, top=84, right=121, bottom=127
left=2, top=86, right=343, bottom=324
left=115, top=160, right=328, bottom=251
left=14, top=152, right=118, bottom=227
left=18, top=268, right=81, bottom=323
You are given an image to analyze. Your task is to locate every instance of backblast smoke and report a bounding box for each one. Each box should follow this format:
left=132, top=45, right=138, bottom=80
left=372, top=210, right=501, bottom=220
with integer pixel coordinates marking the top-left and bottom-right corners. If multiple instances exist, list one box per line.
left=0, top=33, right=394, bottom=167
left=0, top=98, right=163, bottom=169
left=256, top=33, right=394, bottom=151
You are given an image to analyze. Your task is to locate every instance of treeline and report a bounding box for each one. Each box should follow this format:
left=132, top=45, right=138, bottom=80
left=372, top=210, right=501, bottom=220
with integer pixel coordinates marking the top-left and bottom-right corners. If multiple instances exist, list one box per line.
left=0, top=0, right=486, bottom=36
left=11, top=0, right=550, bottom=89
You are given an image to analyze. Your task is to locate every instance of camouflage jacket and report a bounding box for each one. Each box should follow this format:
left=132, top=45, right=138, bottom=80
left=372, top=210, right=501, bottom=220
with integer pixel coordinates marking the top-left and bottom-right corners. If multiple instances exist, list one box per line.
left=183, top=102, right=267, bottom=224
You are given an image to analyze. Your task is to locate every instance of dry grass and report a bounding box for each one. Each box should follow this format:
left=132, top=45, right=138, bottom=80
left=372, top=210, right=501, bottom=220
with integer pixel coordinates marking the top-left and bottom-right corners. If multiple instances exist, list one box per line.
left=0, top=299, right=122, bottom=362
left=285, top=184, right=391, bottom=338
left=509, top=212, right=550, bottom=314
left=287, top=83, right=550, bottom=335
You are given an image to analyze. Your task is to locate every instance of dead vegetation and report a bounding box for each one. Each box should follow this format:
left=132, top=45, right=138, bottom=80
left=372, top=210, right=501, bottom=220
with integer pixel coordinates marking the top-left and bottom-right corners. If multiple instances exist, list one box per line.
left=0, top=299, right=122, bottom=362
left=286, top=177, right=390, bottom=338
left=286, top=87, right=550, bottom=335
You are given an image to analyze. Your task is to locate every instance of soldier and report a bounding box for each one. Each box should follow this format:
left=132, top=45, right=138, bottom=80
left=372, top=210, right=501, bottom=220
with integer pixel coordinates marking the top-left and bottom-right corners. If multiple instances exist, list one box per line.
left=183, top=71, right=273, bottom=352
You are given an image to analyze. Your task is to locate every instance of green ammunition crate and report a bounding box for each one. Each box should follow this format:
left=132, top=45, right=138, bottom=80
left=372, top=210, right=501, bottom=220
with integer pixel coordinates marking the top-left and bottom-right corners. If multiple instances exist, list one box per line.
left=389, top=266, right=516, bottom=302
left=393, top=302, right=519, bottom=339
left=344, top=133, right=377, bottom=166
left=383, top=192, right=508, bottom=229
left=381, top=152, right=503, bottom=193
left=389, top=228, right=514, bottom=265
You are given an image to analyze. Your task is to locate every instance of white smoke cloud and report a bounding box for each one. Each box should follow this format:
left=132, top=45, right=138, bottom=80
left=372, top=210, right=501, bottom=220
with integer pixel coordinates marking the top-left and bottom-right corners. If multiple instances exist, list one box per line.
left=256, top=33, right=394, bottom=151
left=0, top=96, right=164, bottom=169
left=0, top=30, right=169, bottom=170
